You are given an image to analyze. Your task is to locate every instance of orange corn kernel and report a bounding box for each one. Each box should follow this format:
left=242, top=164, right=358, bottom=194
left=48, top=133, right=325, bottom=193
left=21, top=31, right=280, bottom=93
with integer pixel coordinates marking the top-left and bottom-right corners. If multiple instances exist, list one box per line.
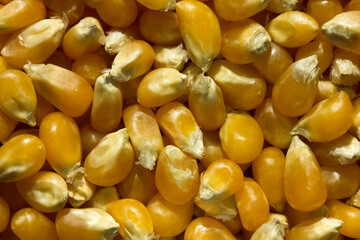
left=321, top=163, right=360, bottom=199
left=123, top=104, right=164, bottom=170
left=39, top=112, right=81, bottom=179
left=84, top=128, right=135, bottom=186
left=72, top=53, right=107, bottom=86
left=252, top=147, right=285, bottom=213
left=308, top=133, right=360, bottom=165
left=147, top=193, right=193, bottom=237
left=326, top=199, right=360, bottom=238
left=43, top=0, right=84, bottom=25
left=219, top=112, right=263, bottom=164
left=291, top=91, right=353, bottom=142
left=306, top=0, right=343, bottom=26
left=137, top=68, right=187, bottom=108
left=155, top=145, right=199, bottom=205
left=207, top=60, right=267, bottom=111
left=284, top=136, right=327, bottom=212
left=0, top=70, right=37, bottom=126
left=46, top=50, right=73, bottom=70
left=0, top=134, right=46, bottom=182
left=254, top=98, right=297, bottom=149
left=234, top=177, right=270, bottom=231
left=11, top=208, right=58, bottom=240
left=199, top=159, right=243, bottom=202
left=84, top=187, right=119, bottom=210
left=16, top=171, right=68, bottom=213
left=253, top=42, right=293, bottom=85
left=80, top=124, right=107, bottom=157
left=315, top=80, right=356, bottom=104
left=0, top=0, right=46, bottom=34
left=272, top=55, right=320, bottom=117
left=56, top=208, right=119, bottom=240
left=176, top=0, right=221, bottom=71
left=329, top=48, right=360, bottom=86
left=35, top=94, right=55, bottom=127
left=118, top=164, right=157, bottom=204
left=90, top=74, right=123, bottom=133
left=284, top=203, right=329, bottom=227
left=214, top=0, right=270, bottom=21
left=24, top=63, right=93, bottom=117
left=107, top=199, right=156, bottom=240
left=0, top=197, right=9, bottom=233
left=266, top=11, right=319, bottom=48
left=139, top=10, right=182, bottom=45
left=95, top=0, right=137, bottom=28
left=156, top=102, right=204, bottom=159
left=0, top=110, right=17, bottom=142
left=200, top=130, right=228, bottom=168
left=184, top=217, right=236, bottom=240
left=1, top=19, right=66, bottom=68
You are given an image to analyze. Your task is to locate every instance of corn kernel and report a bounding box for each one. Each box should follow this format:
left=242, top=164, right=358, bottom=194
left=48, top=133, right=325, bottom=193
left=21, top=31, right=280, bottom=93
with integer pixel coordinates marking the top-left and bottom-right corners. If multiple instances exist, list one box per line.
left=351, top=96, right=360, bottom=139
left=222, top=214, right=243, bottom=235
left=84, top=187, right=119, bottom=211
left=214, top=0, right=270, bottom=21
left=200, top=130, right=228, bottom=168
left=0, top=182, right=28, bottom=211
left=35, top=94, right=55, bottom=127
left=137, top=0, right=175, bottom=11
left=315, top=80, right=356, bottom=103
left=100, top=28, right=134, bottom=55
left=0, top=197, right=9, bottom=233
left=284, top=203, right=329, bottom=227
left=80, top=124, right=107, bottom=157
left=67, top=168, right=96, bottom=208
left=250, top=218, right=287, bottom=240
left=266, top=0, right=302, bottom=13
left=306, top=0, right=343, bottom=26
left=345, top=0, right=360, bottom=10
left=347, top=188, right=360, bottom=208
left=46, top=50, right=73, bottom=70
left=153, top=44, right=189, bottom=71
left=329, top=48, right=360, bottom=86
left=43, top=0, right=84, bottom=25
left=0, top=110, right=17, bottom=142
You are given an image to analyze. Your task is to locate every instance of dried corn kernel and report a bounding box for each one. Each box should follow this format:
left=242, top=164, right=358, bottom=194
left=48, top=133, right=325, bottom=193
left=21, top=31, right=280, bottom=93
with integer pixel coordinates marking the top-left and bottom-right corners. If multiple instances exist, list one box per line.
left=306, top=0, right=343, bottom=26
left=35, top=94, right=55, bottom=127
left=0, top=197, right=9, bottom=233
left=84, top=187, right=119, bottom=211
left=0, top=110, right=17, bottom=143
left=266, top=0, right=301, bottom=13
left=200, top=130, right=228, bottom=168
left=214, top=0, right=270, bottom=21
left=153, top=44, right=188, bottom=71
left=284, top=203, right=329, bottom=227
left=329, top=48, right=360, bottom=86
left=46, top=50, right=73, bottom=70
left=250, top=218, right=287, bottom=240
left=43, top=0, right=84, bottom=25
left=315, top=80, right=356, bottom=103
left=100, top=28, right=134, bottom=55
left=67, top=168, right=96, bottom=208
left=95, top=0, right=137, bottom=28
left=137, top=0, right=175, bottom=11
left=80, top=124, right=107, bottom=157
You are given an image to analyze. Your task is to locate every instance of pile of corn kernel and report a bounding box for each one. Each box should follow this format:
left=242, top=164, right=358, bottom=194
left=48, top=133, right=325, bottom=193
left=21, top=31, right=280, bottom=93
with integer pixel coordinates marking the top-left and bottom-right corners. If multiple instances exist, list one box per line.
left=1, top=0, right=360, bottom=239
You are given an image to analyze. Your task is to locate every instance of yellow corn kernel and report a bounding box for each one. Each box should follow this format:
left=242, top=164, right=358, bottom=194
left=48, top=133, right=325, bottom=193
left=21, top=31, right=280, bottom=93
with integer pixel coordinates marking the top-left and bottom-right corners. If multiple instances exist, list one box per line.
left=137, top=0, right=175, bottom=10
left=139, top=10, right=182, bottom=45
left=90, top=74, right=123, bottom=133
left=219, top=112, right=263, bottom=164
left=16, top=171, right=68, bottom=213
left=188, top=75, right=226, bottom=131
left=0, top=197, right=9, bottom=233
left=84, top=128, right=135, bottom=186
left=250, top=218, right=287, bottom=240
left=207, top=60, right=267, bottom=111
left=0, top=70, right=36, bottom=126
left=254, top=98, right=297, bottom=149
left=329, top=48, right=360, bottom=86
left=315, top=80, right=356, bottom=104
left=345, top=0, right=360, bottom=10
left=214, top=0, right=270, bottom=21
left=253, top=42, right=293, bottom=85
left=107, top=199, right=156, bottom=240
left=284, top=203, right=329, bottom=227
left=0, top=110, right=17, bottom=142
left=306, top=0, right=343, bottom=31
left=62, top=17, right=105, bottom=60
left=11, top=208, right=58, bottom=240
left=46, top=50, right=73, bottom=70
left=291, top=91, right=353, bottom=142
left=322, top=11, right=360, bottom=54
left=108, top=40, right=155, bottom=82
left=67, top=168, right=96, bottom=208
left=0, top=57, right=7, bottom=74
left=56, top=208, right=119, bottom=240
left=155, top=145, right=199, bottom=205
left=0, top=0, right=46, bottom=34
left=137, top=68, right=187, bottom=108
left=266, top=11, right=319, bottom=47
left=156, top=102, right=204, bottom=159
left=35, top=94, right=55, bottom=127
left=153, top=44, right=189, bottom=71
left=321, top=163, right=360, bottom=199
left=1, top=19, right=66, bottom=68
left=184, top=217, right=236, bottom=240
left=0, top=134, right=46, bottom=182
left=95, top=0, right=137, bottom=28
left=221, top=19, right=271, bottom=65
left=118, top=164, right=157, bottom=204
left=1, top=128, right=38, bottom=145
left=199, top=159, right=243, bottom=202
left=266, top=0, right=302, bottom=13
left=24, top=63, right=93, bottom=117
left=326, top=199, right=360, bottom=238
left=285, top=136, right=327, bottom=212
left=221, top=214, right=243, bottom=235
left=272, top=55, right=319, bottom=117
left=147, top=193, right=193, bottom=237
left=43, top=0, right=84, bottom=25
left=176, top=0, right=221, bottom=71
left=200, top=130, right=228, bottom=168
left=123, top=104, right=164, bottom=170
left=72, top=53, right=108, bottom=86
left=80, top=124, right=107, bottom=158
left=308, top=133, right=360, bottom=165
left=39, top=112, right=81, bottom=179
left=84, top=187, right=119, bottom=211
left=194, top=193, right=238, bottom=221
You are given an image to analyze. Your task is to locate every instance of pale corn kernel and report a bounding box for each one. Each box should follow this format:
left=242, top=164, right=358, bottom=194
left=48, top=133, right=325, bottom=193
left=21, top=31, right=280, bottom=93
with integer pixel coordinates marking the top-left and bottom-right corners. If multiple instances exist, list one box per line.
left=16, top=171, right=68, bottom=213
left=266, top=11, right=319, bottom=47
left=329, top=48, right=360, bottom=86
left=0, top=70, right=36, bottom=126
left=56, top=208, right=120, bottom=240
left=137, top=0, right=175, bottom=11
left=67, top=167, right=96, bottom=208
left=123, top=104, right=164, bottom=170
left=284, top=136, right=327, bottom=212
left=176, top=0, right=221, bottom=71
left=72, top=53, right=108, bottom=86
left=137, top=68, right=187, bottom=108
left=43, top=0, right=84, bottom=25
left=24, top=63, right=94, bottom=118
left=156, top=102, right=204, bottom=159
left=347, top=188, right=360, bottom=208
left=266, top=0, right=301, bottom=13
left=1, top=19, right=66, bottom=68
left=153, top=44, right=189, bottom=71
left=291, top=91, right=353, bottom=142
left=0, top=134, right=46, bottom=182
left=0, top=197, right=9, bottom=233
left=84, top=128, right=135, bottom=186
left=84, top=187, right=119, bottom=211
left=315, top=80, right=356, bottom=103
left=250, top=218, right=287, bottom=240
left=100, top=29, right=134, bottom=55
